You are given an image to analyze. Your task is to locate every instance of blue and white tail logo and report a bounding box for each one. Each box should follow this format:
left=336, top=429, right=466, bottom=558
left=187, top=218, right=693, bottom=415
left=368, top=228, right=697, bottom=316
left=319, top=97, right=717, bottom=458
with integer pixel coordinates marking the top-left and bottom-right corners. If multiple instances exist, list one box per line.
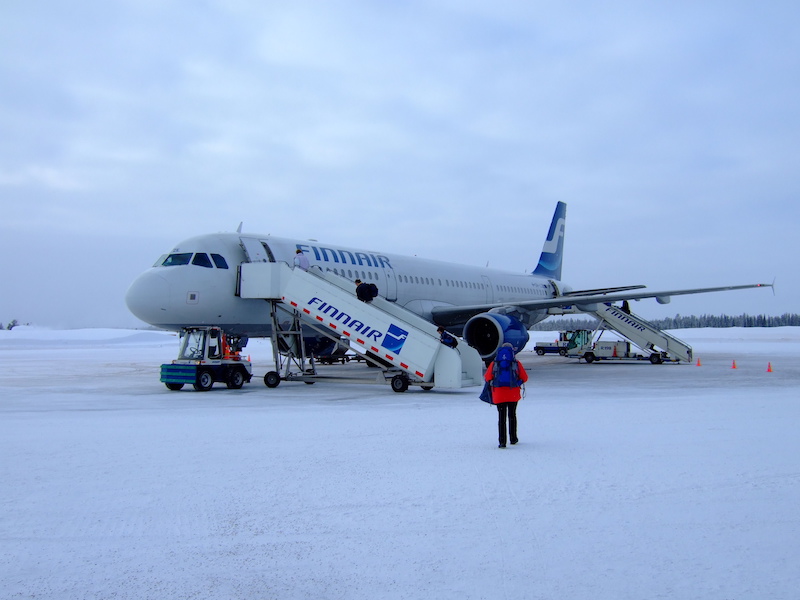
left=533, top=201, right=566, bottom=281
left=382, top=324, right=409, bottom=354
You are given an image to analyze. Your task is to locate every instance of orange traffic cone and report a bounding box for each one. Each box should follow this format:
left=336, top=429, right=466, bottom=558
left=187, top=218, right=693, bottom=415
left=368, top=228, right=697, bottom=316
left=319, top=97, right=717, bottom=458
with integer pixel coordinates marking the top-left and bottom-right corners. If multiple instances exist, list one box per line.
left=612, top=345, right=618, bottom=357
left=731, top=360, right=737, bottom=369
left=695, top=358, right=702, bottom=367
left=767, top=362, right=773, bottom=373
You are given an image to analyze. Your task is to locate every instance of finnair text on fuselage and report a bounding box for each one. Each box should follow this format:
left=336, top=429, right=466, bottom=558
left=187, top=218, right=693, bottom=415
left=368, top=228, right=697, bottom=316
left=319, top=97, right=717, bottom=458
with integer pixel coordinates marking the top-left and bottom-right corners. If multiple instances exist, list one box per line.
left=297, top=244, right=393, bottom=270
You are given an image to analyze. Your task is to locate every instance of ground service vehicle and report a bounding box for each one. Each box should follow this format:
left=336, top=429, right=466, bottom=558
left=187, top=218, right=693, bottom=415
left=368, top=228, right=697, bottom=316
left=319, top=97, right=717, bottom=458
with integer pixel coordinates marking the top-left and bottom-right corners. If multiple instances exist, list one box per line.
left=160, top=326, right=253, bottom=391
left=535, top=330, right=593, bottom=356
left=568, top=335, right=674, bottom=364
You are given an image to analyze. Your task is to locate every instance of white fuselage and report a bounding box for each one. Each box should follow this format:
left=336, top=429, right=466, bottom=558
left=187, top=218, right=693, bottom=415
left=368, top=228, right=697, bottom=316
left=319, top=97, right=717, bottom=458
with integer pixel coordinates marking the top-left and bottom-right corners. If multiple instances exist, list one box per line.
left=125, top=233, right=564, bottom=336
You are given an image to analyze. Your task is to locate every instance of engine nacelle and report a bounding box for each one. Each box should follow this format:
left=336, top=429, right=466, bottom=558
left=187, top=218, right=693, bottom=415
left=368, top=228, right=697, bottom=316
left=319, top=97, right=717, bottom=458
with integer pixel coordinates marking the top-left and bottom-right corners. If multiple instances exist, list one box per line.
left=463, top=313, right=530, bottom=359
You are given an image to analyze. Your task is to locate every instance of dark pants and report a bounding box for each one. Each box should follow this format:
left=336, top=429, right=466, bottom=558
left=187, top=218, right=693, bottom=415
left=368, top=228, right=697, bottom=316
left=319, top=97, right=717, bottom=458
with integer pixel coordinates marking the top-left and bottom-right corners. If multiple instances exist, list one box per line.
left=496, top=402, right=518, bottom=446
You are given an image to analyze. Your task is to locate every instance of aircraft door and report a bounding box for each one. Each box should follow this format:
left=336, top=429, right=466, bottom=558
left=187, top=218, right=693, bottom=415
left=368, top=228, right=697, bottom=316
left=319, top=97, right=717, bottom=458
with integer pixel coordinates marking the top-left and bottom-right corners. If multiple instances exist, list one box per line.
left=239, top=237, right=275, bottom=263
left=482, top=275, right=493, bottom=303
left=383, top=268, right=397, bottom=301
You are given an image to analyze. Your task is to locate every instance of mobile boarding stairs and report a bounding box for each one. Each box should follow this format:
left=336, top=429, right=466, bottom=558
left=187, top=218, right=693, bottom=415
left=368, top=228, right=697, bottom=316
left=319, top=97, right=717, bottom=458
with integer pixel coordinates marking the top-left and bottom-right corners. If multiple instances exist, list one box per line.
left=238, top=262, right=484, bottom=392
left=552, top=303, right=693, bottom=364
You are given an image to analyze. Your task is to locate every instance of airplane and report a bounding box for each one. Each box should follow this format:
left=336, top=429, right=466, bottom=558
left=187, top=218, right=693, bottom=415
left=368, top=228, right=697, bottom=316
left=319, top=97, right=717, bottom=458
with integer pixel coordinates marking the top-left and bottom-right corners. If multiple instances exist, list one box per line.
left=125, top=202, right=771, bottom=359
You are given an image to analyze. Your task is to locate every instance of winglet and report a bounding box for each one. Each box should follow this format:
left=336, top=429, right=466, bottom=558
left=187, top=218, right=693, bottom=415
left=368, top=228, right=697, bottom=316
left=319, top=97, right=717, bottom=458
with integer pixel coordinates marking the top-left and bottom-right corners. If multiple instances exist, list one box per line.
left=533, top=202, right=567, bottom=281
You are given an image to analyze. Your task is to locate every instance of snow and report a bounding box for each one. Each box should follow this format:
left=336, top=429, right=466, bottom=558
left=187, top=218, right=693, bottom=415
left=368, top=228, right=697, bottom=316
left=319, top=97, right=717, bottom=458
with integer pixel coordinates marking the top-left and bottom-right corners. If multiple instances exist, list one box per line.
left=2, top=327, right=799, bottom=599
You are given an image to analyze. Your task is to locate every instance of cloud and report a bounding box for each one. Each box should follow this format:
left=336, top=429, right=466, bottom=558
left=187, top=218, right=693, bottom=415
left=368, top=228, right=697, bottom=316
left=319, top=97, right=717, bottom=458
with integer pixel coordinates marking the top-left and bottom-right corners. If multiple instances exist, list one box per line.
left=0, top=1, right=797, bottom=325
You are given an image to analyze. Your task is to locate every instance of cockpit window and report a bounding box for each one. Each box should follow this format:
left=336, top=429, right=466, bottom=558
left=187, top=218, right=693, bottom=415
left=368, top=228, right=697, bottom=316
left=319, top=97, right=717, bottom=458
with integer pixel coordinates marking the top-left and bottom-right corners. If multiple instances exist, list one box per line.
left=192, top=253, right=214, bottom=268
left=160, top=252, right=228, bottom=268
left=161, top=253, right=193, bottom=266
left=211, top=253, right=229, bottom=269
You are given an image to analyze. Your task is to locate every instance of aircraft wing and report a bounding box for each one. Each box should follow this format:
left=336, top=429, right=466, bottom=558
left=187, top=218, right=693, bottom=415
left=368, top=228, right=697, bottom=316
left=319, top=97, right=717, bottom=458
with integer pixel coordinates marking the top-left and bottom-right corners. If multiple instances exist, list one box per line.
left=430, top=282, right=773, bottom=326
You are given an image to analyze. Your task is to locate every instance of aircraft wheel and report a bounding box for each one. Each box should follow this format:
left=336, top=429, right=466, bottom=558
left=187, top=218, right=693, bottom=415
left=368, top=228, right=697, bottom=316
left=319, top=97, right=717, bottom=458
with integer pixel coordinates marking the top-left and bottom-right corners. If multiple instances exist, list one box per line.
left=194, top=369, right=214, bottom=391
left=165, top=383, right=184, bottom=391
left=391, top=374, right=409, bottom=393
left=227, top=368, right=246, bottom=389
left=264, top=371, right=281, bottom=388
left=650, top=354, right=663, bottom=365
left=584, top=353, right=595, bottom=364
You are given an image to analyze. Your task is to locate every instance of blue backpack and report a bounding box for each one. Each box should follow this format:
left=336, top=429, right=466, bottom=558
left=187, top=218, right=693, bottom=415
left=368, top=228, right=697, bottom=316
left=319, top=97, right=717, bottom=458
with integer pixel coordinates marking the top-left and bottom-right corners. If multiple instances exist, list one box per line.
left=491, top=346, right=522, bottom=388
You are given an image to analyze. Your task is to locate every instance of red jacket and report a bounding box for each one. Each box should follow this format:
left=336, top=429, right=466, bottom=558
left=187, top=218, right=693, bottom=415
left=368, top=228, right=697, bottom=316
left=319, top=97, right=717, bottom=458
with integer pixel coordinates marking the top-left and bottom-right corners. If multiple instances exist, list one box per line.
left=484, top=360, right=528, bottom=404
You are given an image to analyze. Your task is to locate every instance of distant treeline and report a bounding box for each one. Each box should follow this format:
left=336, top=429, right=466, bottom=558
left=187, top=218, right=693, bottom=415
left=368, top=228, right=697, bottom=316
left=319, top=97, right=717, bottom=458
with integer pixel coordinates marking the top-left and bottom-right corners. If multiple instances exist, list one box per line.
left=3, top=314, right=798, bottom=332
left=533, top=313, right=800, bottom=331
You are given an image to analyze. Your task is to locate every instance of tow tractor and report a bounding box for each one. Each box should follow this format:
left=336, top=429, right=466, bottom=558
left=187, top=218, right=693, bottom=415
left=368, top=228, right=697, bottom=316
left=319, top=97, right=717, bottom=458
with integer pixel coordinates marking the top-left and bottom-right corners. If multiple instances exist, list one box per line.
left=160, top=326, right=253, bottom=391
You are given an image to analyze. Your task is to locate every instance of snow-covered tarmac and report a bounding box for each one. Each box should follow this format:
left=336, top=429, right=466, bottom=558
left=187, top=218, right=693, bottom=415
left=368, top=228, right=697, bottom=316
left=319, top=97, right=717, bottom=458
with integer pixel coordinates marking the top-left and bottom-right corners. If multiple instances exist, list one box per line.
left=2, top=327, right=799, bottom=600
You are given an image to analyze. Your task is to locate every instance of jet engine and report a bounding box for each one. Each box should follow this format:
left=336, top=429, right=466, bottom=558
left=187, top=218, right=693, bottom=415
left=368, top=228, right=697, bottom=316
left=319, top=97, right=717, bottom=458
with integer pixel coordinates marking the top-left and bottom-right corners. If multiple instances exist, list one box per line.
left=462, top=313, right=530, bottom=359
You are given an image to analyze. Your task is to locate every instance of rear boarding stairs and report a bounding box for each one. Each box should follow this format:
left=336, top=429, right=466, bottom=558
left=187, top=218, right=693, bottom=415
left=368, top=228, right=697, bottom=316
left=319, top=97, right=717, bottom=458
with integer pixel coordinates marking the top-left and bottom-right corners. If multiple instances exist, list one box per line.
left=592, top=304, right=693, bottom=363
left=238, top=262, right=484, bottom=392
left=553, top=303, right=693, bottom=364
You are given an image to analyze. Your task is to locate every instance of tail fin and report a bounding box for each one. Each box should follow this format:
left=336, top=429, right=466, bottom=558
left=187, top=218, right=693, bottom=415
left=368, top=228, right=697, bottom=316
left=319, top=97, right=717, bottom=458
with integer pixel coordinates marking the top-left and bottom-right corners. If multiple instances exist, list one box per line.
left=532, top=201, right=566, bottom=281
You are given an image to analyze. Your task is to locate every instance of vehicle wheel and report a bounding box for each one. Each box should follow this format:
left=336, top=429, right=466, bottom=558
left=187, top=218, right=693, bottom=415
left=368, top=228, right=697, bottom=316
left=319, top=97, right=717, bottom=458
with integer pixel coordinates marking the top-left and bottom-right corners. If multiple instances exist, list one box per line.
left=194, top=369, right=214, bottom=391
left=421, top=385, right=434, bottom=391
left=227, top=368, right=246, bottom=389
left=558, top=349, right=568, bottom=356
left=584, top=353, right=595, bottom=364
left=536, top=348, right=545, bottom=356
left=649, top=353, right=663, bottom=365
left=165, top=383, right=184, bottom=391
left=391, top=374, right=409, bottom=393
left=264, top=371, right=281, bottom=388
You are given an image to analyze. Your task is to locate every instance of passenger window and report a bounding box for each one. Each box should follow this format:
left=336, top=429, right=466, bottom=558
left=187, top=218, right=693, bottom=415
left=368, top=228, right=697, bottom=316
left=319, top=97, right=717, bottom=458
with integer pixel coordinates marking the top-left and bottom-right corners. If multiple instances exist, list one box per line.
left=162, top=253, right=192, bottom=266
left=211, top=253, right=229, bottom=269
left=192, top=253, right=214, bottom=268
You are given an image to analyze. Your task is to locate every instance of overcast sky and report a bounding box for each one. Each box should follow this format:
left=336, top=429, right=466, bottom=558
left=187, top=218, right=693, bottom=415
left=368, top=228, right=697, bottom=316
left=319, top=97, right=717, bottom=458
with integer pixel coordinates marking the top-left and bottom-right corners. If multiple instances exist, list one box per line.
left=1, top=1, right=796, bottom=329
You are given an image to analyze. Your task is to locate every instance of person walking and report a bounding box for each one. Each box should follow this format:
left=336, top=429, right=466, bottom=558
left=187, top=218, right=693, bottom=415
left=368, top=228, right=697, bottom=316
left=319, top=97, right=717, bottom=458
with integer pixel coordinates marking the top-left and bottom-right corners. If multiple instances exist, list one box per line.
left=354, top=279, right=377, bottom=302
left=484, top=343, right=528, bottom=448
left=294, top=248, right=310, bottom=271
left=437, top=326, right=458, bottom=348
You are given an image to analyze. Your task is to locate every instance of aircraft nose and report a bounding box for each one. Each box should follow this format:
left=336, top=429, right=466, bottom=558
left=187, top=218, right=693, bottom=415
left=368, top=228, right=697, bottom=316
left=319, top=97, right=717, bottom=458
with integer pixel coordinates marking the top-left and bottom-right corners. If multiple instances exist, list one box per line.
left=125, top=270, right=171, bottom=326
